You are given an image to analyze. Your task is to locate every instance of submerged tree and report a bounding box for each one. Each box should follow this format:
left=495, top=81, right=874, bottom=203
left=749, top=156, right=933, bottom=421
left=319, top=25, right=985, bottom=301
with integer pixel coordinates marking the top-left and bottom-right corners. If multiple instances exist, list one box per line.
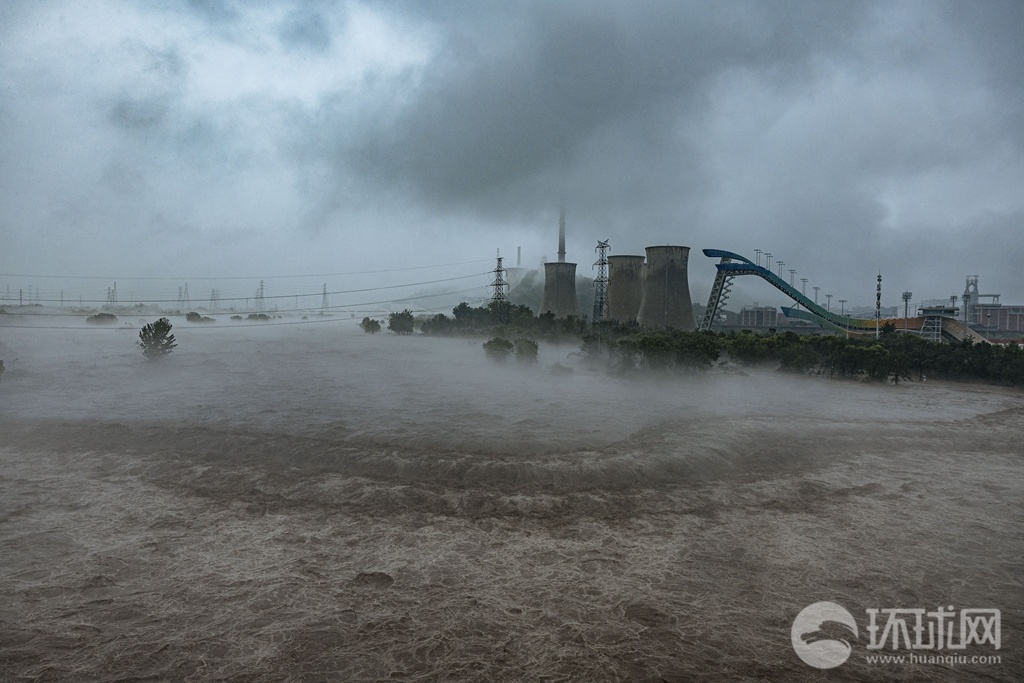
left=483, top=337, right=514, bottom=362
left=514, top=337, right=539, bottom=363
left=360, top=317, right=381, bottom=334
left=138, top=318, right=177, bottom=360
left=388, top=309, right=415, bottom=335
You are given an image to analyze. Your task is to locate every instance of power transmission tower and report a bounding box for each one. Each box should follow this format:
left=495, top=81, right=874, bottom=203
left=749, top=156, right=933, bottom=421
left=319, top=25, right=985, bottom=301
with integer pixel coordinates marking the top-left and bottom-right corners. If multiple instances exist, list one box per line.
left=592, top=239, right=610, bottom=323
left=254, top=280, right=265, bottom=311
left=490, top=250, right=509, bottom=324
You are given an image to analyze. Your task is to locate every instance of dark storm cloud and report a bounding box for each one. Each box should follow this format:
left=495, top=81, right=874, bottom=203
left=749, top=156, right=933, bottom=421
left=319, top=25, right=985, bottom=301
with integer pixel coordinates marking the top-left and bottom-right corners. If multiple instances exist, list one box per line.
left=1, top=0, right=1021, bottom=302
left=322, top=1, right=871, bottom=217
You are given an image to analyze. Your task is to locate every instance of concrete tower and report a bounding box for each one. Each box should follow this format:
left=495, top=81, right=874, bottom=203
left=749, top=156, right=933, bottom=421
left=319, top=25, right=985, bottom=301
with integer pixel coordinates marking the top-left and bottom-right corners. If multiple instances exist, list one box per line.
left=607, top=255, right=645, bottom=323
left=636, top=245, right=695, bottom=329
left=540, top=208, right=579, bottom=318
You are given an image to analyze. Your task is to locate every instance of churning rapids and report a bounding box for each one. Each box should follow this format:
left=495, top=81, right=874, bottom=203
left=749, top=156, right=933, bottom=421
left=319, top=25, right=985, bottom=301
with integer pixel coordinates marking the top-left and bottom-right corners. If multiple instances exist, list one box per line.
left=1, top=316, right=1021, bottom=682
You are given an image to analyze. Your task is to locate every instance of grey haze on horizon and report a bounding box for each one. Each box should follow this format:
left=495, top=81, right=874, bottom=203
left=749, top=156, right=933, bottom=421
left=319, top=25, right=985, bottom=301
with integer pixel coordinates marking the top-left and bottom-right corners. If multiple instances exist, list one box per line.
left=1, top=0, right=1022, bottom=309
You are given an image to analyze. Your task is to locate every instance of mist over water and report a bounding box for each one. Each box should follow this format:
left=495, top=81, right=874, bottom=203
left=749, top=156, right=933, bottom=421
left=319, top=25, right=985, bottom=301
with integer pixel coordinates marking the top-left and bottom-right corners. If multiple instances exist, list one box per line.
left=1, top=317, right=1022, bottom=681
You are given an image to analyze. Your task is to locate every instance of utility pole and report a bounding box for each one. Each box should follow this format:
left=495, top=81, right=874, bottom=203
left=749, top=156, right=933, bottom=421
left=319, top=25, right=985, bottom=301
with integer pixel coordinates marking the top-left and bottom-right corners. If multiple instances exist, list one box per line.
left=875, top=272, right=882, bottom=340
left=321, top=284, right=328, bottom=311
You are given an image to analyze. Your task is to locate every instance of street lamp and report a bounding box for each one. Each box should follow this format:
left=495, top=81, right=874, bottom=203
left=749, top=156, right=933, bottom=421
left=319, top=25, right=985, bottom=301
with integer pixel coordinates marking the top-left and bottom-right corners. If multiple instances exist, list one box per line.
left=902, top=291, right=912, bottom=330
left=764, top=253, right=772, bottom=273
left=777, top=260, right=784, bottom=277
left=789, top=269, right=796, bottom=287
left=813, top=286, right=820, bottom=305
left=839, top=299, right=847, bottom=316
left=825, top=294, right=832, bottom=311
left=754, top=249, right=762, bottom=267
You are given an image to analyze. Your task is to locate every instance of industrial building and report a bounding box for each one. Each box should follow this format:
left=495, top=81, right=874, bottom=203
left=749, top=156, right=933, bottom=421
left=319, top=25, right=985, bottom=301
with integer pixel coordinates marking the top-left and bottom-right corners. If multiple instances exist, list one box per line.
left=636, top=246, right=696, bottom=330
left=539, top=209, right=580, bottom=318
left=739, top=305, right=778, bottom=328
left=606, top=255, right=645, bottom=323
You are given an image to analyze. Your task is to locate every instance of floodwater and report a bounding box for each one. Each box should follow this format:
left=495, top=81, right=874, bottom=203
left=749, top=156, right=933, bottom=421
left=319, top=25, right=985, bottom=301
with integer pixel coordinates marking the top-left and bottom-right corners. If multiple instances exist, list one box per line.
left=1, top=314, right=1021, bottom=681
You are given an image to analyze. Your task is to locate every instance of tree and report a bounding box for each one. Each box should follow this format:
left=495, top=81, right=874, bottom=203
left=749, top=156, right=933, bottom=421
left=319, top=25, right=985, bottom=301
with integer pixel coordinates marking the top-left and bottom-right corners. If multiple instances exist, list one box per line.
left=360, top=317, right=381, bottom=334
left=778, top=343, right=819, bottom=374
left=483, top=337, right=514, bottom=362
left=138, top=318, right=177, bottom=360
left=514, top=338, right=539, bottom=363
left=388, top=309, right=415, bottom=334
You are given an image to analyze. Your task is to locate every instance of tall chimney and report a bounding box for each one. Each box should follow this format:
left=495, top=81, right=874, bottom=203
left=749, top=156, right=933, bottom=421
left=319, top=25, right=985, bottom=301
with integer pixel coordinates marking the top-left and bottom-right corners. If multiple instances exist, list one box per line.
left=540, top=208, right=579, bottom=318
left=557, top=207, right=566, bottom=263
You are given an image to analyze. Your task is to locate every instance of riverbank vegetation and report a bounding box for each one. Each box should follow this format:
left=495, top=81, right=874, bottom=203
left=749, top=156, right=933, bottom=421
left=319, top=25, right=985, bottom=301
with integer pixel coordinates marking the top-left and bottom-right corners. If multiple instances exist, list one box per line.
left=400, top=302, right=1024, bottom=387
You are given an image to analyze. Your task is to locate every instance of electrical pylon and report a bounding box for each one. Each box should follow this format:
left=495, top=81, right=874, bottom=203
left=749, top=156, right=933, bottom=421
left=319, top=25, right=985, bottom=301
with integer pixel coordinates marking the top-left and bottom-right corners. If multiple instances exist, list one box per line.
left=592, top=240, right=609, bottom=323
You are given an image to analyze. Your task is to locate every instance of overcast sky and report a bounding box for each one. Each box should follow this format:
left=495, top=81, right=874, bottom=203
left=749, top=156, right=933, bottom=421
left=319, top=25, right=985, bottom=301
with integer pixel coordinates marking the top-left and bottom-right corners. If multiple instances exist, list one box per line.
left=1, top=0, right=1022, bottom=310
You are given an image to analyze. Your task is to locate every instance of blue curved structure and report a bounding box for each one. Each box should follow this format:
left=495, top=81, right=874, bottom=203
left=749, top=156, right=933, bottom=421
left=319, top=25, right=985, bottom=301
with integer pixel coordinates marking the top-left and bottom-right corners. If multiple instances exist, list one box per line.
left=699, top=248, right=876, bottom=333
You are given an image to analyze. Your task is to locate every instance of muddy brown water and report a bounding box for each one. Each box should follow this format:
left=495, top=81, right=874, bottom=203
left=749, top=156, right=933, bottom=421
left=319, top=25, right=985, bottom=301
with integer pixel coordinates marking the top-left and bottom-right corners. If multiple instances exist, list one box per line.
left=1, top=316, right=1021, bottom=681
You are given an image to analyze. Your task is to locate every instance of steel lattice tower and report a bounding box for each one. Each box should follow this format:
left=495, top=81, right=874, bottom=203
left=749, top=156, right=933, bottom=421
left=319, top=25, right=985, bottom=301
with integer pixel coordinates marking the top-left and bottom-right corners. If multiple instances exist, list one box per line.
left=592, top=240, right=610, bottom=322
left=490, top=251, right=509, bottom=324
left=254, top=280, right=265, bottom=311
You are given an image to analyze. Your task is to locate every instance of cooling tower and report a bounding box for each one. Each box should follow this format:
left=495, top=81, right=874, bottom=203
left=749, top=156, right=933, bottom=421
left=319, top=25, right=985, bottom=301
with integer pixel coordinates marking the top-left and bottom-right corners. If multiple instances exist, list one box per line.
left=607, top=255, right=645, bottom=323
left=636, top=246, right=695, bottom=329
left=540, top=262, right=580, bottom=318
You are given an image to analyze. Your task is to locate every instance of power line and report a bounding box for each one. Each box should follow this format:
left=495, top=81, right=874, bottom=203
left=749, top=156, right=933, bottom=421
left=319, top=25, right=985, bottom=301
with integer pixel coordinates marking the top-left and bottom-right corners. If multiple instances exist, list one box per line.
left=0, top=284, right=488, bottom=327
left=7, top=272, right=490, bottom=307
left=0, top=259, right=492, bottom=281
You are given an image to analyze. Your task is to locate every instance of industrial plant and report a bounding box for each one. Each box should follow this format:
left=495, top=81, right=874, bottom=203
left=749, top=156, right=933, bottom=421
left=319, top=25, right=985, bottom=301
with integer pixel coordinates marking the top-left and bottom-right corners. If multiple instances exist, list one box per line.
left=535, top=212, right=698, bottom=332
left=515, top=213, right=1021, bottom=344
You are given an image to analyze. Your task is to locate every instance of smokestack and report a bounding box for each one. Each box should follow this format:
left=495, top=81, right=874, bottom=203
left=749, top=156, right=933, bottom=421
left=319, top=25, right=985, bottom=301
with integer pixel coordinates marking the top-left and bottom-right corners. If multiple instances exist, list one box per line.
left=636, top=246, right=695, bottom=330
left=607, top=255, right=646, bottom=323
left=558, top=207, right=566, bottom=263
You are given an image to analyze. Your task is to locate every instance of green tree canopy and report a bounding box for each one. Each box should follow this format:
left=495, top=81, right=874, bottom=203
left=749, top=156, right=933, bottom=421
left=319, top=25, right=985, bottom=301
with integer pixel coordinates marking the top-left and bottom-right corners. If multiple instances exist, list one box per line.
left=138, top=318, right=177, bottom=360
